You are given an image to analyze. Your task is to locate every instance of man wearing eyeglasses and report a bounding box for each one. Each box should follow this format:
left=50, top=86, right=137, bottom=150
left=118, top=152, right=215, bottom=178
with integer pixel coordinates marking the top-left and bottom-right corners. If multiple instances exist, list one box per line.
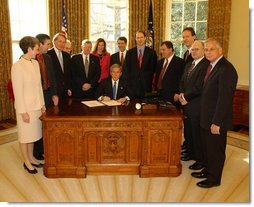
left=179, top=40, right=209, bottom=168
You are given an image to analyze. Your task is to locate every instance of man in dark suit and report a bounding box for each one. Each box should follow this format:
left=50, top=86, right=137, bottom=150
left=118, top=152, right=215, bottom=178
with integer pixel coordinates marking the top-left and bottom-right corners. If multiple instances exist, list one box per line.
left=71, top=39, right=101, bottom=99
left=123, top=31, right=157, bottom=99
left=179, top=40, right=209, bottom=165
left=110, top=36, right=127, bottom=66
left=193, top=38, right=238, bottom=188
left=181, top=27, right=196, bottom=152
left=154, top=41, right=185, bottom=107
left=96, top=64, right=131, bottom=104
left=33, top=33, right=59, bottom=160
left=47, top=33, right=72, bottom=100
left=182, top=27, right=196, bottom=65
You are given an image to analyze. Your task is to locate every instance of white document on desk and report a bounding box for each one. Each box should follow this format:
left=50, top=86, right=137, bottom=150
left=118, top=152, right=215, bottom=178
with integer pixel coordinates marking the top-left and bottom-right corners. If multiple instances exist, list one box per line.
left=101, top=100, right=122, bottom=106
left=82, top=100, right=105, bottom=107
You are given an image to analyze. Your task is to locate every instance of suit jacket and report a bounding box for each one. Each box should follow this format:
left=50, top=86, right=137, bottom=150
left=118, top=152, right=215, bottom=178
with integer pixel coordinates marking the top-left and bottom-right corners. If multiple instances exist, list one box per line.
left=179, top=57, right=210, bottom=116
left=155, top=55, right=185, bottom=105
left=200, top=56, right=238, bottom=131
left=95, top=76, right=131, bottom=100
left=11, top=58, right=44, bottom=113
left=47, top=48, right=71, bottom=100
left=123, top=46, right=157, bottom=98
left=41, top=54, right=57, bottom=106
left=71, top=53, right=101, bottom=99
left=110, top=52, right=121, bottom=66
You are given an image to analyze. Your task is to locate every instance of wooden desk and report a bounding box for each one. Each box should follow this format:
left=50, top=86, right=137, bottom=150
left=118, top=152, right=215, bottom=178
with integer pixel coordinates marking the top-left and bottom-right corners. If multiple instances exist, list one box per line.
left=233, top=85, right=249, bottom=127
left=42, top=99, right=183, bottom=178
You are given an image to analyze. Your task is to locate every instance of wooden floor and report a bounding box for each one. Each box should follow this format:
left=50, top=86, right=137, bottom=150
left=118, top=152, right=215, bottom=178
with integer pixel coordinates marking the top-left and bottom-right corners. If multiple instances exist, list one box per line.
left=0, top=130, right=249, bottom=202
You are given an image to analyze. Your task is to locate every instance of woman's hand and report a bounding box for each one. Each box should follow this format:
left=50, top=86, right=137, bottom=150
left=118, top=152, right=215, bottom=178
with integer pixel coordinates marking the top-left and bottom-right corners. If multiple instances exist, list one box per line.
left=41, top=106, right=46, bottom=114
left=21, top=113, right=30, bottom=123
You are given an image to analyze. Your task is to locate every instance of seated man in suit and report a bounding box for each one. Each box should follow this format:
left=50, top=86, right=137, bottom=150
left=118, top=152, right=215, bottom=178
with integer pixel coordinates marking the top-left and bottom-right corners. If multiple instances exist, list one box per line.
left=96, top=64, right=131, bottom=104
left=71, top=39, right=101, bottom=99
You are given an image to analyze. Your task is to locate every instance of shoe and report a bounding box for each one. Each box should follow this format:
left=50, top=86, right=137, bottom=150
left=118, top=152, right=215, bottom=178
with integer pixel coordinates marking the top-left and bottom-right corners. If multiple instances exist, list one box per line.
left=31, top=163, right=44, bottom=168
left=191, top=170, right=207, bottom=178
left=23, top=163, right=38, bottom=174
left=197, top=179, right=220, bottom=188
left=181, top=156, right=192, bottom=161
left=181, top=144, right=187, bottom=150
left=34, top=154, right=44, bottom=160
left=181, top=151, right=188, bottom=156
left=189, top=162, right=204, bottom=170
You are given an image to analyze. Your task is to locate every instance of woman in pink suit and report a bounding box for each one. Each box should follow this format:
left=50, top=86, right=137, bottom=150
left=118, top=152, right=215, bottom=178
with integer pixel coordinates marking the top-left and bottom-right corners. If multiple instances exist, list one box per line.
left=92, top=38, right=110, bottom=82
left=11, top=36, right=45, bottom=174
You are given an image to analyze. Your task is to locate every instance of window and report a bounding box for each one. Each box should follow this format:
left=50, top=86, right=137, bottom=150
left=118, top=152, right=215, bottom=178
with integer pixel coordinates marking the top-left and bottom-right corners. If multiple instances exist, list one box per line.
left=168, top=0, right=208, bottom=57
left=89, top=0, right=128, bottom=54
left=8, top=0, right=48, bottom=62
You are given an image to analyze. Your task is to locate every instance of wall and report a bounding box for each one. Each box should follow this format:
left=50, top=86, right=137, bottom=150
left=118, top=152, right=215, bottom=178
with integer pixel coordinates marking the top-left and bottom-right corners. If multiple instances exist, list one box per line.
left=227, top=0, right=249, bottom=86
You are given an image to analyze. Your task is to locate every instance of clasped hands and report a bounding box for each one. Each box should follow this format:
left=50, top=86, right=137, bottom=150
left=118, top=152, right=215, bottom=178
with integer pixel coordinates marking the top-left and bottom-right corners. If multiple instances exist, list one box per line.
left=82, top=83, right=91, bottom=91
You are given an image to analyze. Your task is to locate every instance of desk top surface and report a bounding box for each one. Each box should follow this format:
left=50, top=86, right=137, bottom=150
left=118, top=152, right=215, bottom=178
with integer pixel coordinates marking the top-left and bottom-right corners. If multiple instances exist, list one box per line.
left=42, top=99, right=183, bottom=121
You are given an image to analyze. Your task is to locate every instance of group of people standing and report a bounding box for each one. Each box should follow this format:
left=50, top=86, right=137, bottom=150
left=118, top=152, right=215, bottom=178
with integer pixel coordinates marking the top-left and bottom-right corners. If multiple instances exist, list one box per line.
left=178, top=28, right=238, bottom=188
left=11, top=27, right=238, bottom=189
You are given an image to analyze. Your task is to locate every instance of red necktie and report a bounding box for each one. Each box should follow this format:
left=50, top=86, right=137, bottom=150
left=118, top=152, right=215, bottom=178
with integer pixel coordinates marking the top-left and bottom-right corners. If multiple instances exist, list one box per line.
left=185, top=50, right=190, bottom=61
left=157, top=59, right=168, bottom=90
left=138, top=49, right=142, bottom=68
left=204, top=64, right=212, bottom=83
left=37, top=54, right=50, bottom=90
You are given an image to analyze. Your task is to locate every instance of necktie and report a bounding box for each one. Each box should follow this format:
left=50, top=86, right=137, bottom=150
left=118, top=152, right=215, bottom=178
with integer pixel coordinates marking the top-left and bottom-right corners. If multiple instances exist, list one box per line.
left=185, top=50, right=190, bottom=61
left=157, top=59, right=168, bottom=90
left=113, top=81, right=117, bottom=99
left=120, top=52, right=124, bottom=66
left=37, top=54, right=50, bottom=90
left=138, top=49, right=142, bottom=68
left=58, top=50, right=64, bottom=71
left=85, top=55, right=89, bottom=77
left=187, top=62, right=195, bottom=78
left=204, top=64, right=212, bottom=83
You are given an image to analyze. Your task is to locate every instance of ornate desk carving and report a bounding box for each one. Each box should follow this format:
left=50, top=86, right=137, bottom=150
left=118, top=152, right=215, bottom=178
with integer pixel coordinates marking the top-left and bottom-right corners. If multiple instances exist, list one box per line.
left=42, top=100, right=183, bottom=178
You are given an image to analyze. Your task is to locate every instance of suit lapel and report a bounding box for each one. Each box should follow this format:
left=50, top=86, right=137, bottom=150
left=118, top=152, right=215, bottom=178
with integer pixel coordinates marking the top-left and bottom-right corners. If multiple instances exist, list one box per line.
left=116, top=52, right=120, bottom=63
left=188, top=58, right=203, bottom=78
left=53, top=49, right=64, bottom=74
left=163, top=55, right=175, bottom=78
left=206, top=57, right=224, bottom=82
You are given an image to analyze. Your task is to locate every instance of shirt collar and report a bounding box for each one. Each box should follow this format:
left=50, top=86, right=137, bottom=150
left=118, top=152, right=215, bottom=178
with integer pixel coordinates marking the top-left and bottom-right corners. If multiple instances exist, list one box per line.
left=210, top=55, right=223, bottom=68
left=193, top=56, right=204, bottom=66
left=111, top=79, right=119, bottom=85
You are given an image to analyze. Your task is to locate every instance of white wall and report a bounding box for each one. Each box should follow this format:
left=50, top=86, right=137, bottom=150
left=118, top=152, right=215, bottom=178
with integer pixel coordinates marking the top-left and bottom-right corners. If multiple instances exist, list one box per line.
left=227, top=0, right=249, bottom=86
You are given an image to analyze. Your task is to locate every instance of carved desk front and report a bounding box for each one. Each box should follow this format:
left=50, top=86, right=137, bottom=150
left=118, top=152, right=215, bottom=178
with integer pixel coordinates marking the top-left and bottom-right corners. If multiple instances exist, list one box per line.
left=41, top=99, right=183, bottom=178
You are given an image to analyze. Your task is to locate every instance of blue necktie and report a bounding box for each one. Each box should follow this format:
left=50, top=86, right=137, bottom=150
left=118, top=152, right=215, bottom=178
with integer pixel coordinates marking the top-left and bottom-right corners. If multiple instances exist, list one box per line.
left=113, top=81, right=117, bottom=99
